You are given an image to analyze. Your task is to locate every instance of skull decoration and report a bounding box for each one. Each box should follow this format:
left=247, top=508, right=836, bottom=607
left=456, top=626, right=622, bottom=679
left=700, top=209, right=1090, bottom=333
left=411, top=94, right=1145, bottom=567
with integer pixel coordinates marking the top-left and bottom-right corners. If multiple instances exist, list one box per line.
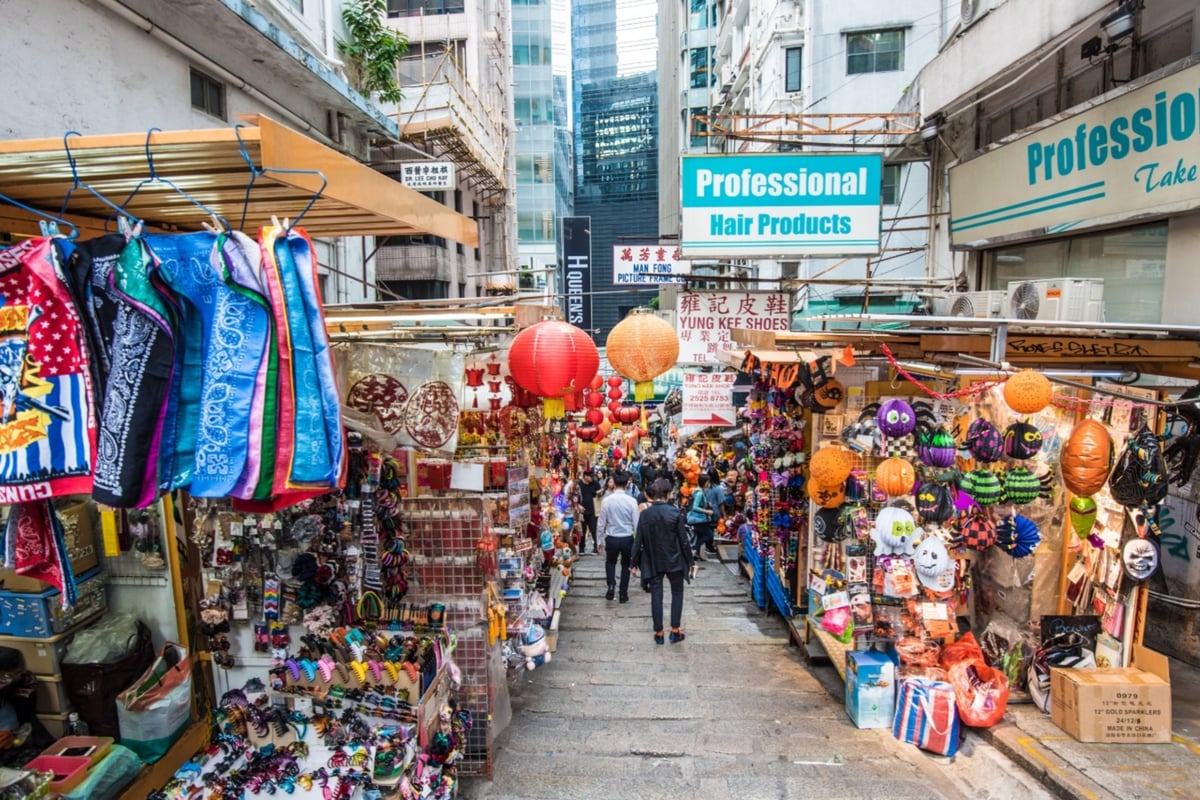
left=874, top=506, right=918, bottom=556
left=876, top=399, right=917, bottom=438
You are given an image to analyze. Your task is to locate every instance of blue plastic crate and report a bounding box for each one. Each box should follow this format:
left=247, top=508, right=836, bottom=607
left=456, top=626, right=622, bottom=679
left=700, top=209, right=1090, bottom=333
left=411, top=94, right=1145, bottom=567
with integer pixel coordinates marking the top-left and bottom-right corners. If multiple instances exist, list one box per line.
left=0, top=568, right=106, bottom=637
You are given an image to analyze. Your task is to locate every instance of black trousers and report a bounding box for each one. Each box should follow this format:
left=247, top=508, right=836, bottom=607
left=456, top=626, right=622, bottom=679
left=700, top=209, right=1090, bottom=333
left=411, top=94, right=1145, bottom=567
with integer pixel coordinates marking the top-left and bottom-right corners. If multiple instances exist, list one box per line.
left=581, top=514, right=598, bottom=550
left=649, top=571, right=685, bottom=632
left=605, top=535, right=634, bottom=596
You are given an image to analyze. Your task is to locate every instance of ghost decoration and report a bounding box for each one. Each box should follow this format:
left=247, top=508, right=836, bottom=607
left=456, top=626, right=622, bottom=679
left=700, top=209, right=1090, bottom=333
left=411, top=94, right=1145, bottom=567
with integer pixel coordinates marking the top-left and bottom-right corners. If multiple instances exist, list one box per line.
left=873, top=506, right=918, bottom=556
left=914, top=533, right=955, bottom=592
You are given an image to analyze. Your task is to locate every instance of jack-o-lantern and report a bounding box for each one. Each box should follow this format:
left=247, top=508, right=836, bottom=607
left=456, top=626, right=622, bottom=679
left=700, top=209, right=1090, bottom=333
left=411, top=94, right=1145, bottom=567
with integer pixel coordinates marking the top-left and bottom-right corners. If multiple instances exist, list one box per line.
left=1004, top=369, right=1053, bottom=415
left=809, top=446, right=854, bottom=487
left=1003, top=421, right=1043, bottom=460
left=877, top=399, right=917, bottom=438
left=873, top=506, right=918, bottom=556
left=807, top=480, right=846, bottom=509
left=915, top=480, right=956, bottom=523
left=812, top=379, right=845, bottom=410
left=875, top=457, right=916, bottom=497
left=1061, top=418, right=1113, bottom=497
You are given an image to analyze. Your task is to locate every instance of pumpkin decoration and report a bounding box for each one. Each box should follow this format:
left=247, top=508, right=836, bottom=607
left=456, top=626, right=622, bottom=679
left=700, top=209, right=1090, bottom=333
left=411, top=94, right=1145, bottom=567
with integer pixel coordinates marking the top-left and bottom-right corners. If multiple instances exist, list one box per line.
left=876, top=399, right=917, bottom=438
left=1003, top=420, right=1043, bottom=460
left=812, top=379, right=845, bottom=410
left=1061, top=418, right=1114, bottom=497
left=916, top=424, right=958, bottom=468
left=873, top=506, right=918, bottom=556
left=915, top=480, right=956, bottom=523
left=809, top=446, right=854, bottom=487
left=875, top=457, right=916, bottom=497
left=1004, top=369, right=1053, bottom=415
left=605, top=310, right=680, bottom=401
left=965, top=418, right=1004, bottom=463
left=962, top=468, right=1003, bottom=506
left=807, top=479, right=846, bottom=509
left=1003, top=467, right=1045, bottom=505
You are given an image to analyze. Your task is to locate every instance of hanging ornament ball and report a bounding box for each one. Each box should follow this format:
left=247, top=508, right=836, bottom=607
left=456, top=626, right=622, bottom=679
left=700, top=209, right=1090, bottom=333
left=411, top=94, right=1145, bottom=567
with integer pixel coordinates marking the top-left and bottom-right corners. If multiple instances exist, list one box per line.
left=876, top=399, right=917, bottom=438
left=508, top=320, right=599, bottom=400
left=1004, top=369, right=1053, bottom=414
left=605, top=311, right=680, bottom=402
left=607, top=375, right=624, bottom=389
left=607, top=400, right=622, bottom=415
left=607, top=387, right=623, bottom=401
left=589, top=374, right=604, bottom=392
left=617, top=406, right=641, bottom=425
left=578, top=424, right=599, bottom=442
left=875, top=457, right=916, bottom=497
left=585, top=408, right=604, bottom=425
left=586, top=391, right=605, bottom=408
left=1061, top=418, right=1114, bottom=497
left=809, top=446, right=854, bottom=487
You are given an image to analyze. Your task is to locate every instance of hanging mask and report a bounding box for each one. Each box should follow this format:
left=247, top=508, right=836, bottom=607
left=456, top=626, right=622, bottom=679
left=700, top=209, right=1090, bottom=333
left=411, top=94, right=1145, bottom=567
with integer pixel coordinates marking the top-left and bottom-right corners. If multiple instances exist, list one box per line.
left=1121, top=536, right=1160, bottom=583
left=1004, top=421, right=1043, bottom=460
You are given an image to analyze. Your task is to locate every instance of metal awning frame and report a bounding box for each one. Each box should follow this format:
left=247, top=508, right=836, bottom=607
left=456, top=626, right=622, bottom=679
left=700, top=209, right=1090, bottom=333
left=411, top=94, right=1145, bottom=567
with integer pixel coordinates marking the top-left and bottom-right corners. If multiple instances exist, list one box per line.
left=0, top=115, right=479, bottom=244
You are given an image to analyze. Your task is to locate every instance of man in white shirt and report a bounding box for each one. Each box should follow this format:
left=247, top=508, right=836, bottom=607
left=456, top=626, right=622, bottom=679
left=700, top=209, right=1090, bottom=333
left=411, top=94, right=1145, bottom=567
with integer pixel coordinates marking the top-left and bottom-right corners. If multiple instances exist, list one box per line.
left=598, top=471, right=640, bottom=602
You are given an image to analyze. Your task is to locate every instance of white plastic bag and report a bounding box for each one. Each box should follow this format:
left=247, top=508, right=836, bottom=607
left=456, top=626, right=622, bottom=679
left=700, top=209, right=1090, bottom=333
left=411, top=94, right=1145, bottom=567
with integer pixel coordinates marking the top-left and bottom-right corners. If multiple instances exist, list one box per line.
left=115, top=643, right=191, bottom=762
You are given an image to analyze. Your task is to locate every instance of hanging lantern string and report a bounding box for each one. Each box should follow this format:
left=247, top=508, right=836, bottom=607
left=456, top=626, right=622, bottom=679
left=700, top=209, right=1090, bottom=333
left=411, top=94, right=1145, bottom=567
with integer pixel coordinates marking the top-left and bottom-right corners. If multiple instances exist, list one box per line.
left=880, top=344, right=1005, bottom=400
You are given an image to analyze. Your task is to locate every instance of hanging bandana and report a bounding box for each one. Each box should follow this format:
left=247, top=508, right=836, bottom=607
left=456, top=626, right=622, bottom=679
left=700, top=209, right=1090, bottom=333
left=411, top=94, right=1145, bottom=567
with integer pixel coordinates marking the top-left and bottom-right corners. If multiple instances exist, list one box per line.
left=0, top=238, right=95, bottom=500
left=2, top=501, right=78, bottom=609
left=148, top=232, right=269, bottom=497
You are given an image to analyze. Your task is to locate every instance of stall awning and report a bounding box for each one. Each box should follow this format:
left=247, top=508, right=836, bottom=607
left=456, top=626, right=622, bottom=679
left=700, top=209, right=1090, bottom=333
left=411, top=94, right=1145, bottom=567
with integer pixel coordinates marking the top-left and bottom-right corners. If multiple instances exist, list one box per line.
left=0, top=115, right=478, bottom=244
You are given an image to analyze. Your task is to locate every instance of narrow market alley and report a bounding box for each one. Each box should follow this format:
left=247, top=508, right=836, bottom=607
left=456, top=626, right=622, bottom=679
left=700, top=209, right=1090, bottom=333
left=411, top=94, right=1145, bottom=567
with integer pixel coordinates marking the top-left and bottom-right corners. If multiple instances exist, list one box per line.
left=461, top=553, right=1052, bottom=800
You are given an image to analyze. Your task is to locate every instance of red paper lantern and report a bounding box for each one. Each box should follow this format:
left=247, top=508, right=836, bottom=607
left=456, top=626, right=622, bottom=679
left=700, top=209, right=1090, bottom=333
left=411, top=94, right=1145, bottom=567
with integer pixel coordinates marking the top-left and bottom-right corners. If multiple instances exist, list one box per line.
left=607, top=376, right=623, bottom=389
left=617, top=406, right=640, bottom=425
left=564, top=390, right=584, bottom=412
left=612, top=446, right=625, bottom=461
left=578, top=425, right=599, bottom=442
left=508, top=320, right=599, bottom=417
left=586, top=409, right=604, bottom=425
left=465, top=367, right=484, bottom=388
left=607, top=387, right=623, bottom=400
left=589, top=375, right=604, bottom=391
left=607, top=400, right=622, bottom=414
left=586, top=391, right=605, bottom=408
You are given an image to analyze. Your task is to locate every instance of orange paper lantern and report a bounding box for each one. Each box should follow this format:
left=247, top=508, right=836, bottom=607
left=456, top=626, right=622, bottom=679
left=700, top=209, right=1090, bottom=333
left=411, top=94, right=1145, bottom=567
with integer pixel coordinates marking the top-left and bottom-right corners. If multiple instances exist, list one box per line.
left=1004, top=369, right=1053, bottom=415
left=875, top=457, right=916, bottom=497
left=606, top=310, right=680, bottom=401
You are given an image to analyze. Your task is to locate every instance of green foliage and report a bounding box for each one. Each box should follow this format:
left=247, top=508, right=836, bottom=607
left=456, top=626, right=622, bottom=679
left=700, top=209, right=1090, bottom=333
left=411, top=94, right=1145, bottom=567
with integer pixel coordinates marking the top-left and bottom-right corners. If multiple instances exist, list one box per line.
left=339, top=0, right=408, bottom=104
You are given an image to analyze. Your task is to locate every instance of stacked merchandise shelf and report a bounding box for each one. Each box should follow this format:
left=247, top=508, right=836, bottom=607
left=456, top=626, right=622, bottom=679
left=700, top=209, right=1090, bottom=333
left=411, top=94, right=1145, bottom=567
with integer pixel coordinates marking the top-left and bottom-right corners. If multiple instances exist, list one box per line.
left=400, top=496, right=498, bottom=779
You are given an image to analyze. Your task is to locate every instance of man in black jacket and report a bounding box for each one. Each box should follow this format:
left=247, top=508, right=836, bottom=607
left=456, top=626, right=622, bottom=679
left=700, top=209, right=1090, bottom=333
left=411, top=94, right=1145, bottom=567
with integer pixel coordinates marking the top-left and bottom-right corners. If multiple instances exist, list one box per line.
left=631, top=478, right=697, bottom=645
left=578, top=470, right=601, bottom=554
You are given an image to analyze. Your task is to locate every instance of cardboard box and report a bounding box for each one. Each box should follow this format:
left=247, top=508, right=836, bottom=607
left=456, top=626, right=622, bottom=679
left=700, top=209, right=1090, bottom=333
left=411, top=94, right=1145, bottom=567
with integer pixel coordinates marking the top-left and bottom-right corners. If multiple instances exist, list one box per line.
left=846, top=650, right=896, bottom=729
left=0, top=500, right=98, bottom=593
left=1051, top=645, right=1171, bottom=743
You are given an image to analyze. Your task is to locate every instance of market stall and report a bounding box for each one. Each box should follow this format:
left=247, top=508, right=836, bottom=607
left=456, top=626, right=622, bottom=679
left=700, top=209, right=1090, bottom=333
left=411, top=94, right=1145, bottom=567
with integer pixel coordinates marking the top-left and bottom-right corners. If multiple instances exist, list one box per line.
left=725, top=318, right=1200, bottom=751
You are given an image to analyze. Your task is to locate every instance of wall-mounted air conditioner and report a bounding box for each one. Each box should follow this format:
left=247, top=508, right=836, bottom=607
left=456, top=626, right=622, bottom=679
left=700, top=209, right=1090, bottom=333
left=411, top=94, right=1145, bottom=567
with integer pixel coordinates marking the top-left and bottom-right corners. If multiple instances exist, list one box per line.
left=948, top=290, right=1006, bottom=319
left=1005, top=279, right=1105, bottom=322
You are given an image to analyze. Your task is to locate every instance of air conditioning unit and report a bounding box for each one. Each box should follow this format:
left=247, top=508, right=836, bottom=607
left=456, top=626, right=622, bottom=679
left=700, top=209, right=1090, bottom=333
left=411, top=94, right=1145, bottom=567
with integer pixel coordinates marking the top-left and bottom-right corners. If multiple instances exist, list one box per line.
left=961, top=0, right=1002, bottom=29
left=948, top=291, right=1006, bottom=319
left=720, top=64, right=736, bottom=91
left=1005, top=279, right=1105, bottom=322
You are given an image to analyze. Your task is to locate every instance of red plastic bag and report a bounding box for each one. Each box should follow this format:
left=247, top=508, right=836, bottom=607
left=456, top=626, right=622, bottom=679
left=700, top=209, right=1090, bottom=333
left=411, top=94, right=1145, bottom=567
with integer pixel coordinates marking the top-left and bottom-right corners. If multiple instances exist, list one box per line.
left=940, top=632, right=1009, bottom=727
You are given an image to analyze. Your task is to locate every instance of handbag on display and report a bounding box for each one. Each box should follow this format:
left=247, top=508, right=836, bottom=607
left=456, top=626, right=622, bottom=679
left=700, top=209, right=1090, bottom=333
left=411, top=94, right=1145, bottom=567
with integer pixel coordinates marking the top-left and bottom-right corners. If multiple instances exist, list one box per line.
left=893, top=677, right=961, bottom=756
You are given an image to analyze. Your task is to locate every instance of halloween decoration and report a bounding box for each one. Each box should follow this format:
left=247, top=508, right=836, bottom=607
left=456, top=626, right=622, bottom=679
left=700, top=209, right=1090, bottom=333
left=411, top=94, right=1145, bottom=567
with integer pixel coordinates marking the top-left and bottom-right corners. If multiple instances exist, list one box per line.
left=914, top=534, right=955, bottom=591
left=1109, top=425, right=1168, bottom=508
left=965, top=418, right=1004, bottom=463
left=1068, top=495, right=1098, bottom=538
left=810, top=446, right=855, bottom=487
left=955, top=510, right=998, bottom=551
left=1121, top=537, right=1160, bottom=583
left=916, top=423, right=958, bottom=469
left=875, top=457, right=917, bottom=497
left=795, top=356, right=845, bottom=411
left=1003, top=467, right=1051, bottom=505
left=961, top=468, right=1003, bottom=506
left=1003, top=369, right=1053, bottom=414
left=807, top=479, right=846, bottom=509
left=915, top=480, right=956, bottom=523
left=1164, top=384, right=1200, bottom=486
left=1061, top=418, right=1114, bottom=497
left=1003, top=420, right=1043, bottom=460
left=996, top=514, right=1041, bottom=558
left=873, top=506, right=918, bottom=556
left=876, top=399, right=917, bottom=438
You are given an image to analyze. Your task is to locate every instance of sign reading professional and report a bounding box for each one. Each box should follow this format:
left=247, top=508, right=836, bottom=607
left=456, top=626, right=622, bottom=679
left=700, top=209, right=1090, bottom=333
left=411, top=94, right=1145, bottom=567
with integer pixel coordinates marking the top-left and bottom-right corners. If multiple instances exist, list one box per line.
left=680, top=153, right=883, bottom=258
left=949, top=63, right=1200, bottom=246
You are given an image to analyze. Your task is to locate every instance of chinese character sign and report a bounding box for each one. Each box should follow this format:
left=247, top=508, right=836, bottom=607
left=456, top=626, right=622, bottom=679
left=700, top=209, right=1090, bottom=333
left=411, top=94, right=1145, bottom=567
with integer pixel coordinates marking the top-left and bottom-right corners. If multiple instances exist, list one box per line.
left=400, top=162, right=456, bottom=191
left=611, top=244, right=691, bottom=285
left=675, top=291, right=791, bottom=364
left=682, top=371, right=738, bottom=426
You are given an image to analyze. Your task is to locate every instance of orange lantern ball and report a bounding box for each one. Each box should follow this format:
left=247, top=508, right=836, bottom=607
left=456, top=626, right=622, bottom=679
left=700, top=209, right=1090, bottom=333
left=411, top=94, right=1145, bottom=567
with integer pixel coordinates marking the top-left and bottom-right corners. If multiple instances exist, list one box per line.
left=1004, top=369, right=1053, bottom=415
left=807, top=480, right=846, bottom=509
left=875, top=457, right=916, bottom=497
left=809, top=446, right=854, bottom=487
left=605, top=310, right=680, bottom=401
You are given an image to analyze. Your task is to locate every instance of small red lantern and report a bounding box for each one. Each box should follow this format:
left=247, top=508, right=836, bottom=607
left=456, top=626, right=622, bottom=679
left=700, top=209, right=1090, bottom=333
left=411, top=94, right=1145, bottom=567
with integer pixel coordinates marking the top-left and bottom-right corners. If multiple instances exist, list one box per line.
left=564, top=391, right=584, bottom=412
left=586, top=409, right=604, bottom=425
left=586, top=391, right=605, bottom=408
left=607, top=376, right=623, bottom=389
left=607, top=387, right=623, bottom=400
left=618, top=406, right=640, bottom=425
left=607, top=400, right=622, bottom=414
left=465, top=367, right=484, bottom=388
left=578, top=424, right=599, bottom=442
left=589, top=375, right=604, bottom=391
left=507, top=320, right=599, bottom=418
left=612, top=446, right=625, bottom=461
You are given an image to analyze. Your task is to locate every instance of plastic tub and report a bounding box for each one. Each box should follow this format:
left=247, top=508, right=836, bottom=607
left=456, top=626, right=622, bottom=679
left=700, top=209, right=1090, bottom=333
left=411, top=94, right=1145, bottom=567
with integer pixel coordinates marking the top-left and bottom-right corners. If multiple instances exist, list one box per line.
left=40, top=736, right=114, bottom=767
left=23, top=755, right=90, bottom=793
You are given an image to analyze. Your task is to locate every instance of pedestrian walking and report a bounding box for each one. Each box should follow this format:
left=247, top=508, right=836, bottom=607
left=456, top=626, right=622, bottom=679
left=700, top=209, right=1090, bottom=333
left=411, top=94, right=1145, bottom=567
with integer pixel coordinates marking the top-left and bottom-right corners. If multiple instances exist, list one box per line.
left=578, top=470, right=601, bottom=554
left=686, top=474, right=717, bottom=561
left=631, top=478, right=696, bottom=645
left=597, top=471, right=639, bottom=602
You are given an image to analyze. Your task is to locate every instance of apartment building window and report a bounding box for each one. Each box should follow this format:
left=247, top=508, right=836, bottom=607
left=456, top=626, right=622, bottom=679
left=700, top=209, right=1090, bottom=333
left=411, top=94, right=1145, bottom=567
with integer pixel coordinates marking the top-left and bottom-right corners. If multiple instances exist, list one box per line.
left=689, top=108, right=708, bottom=148
left=785, top=47, right=802, bottom=93
left=387, top=0, right=466, bottom=17
left=881, top=164, right=901, bottom=205
left=689, top=47, right=713, bottom=89
left=190, top=68, right=226, bottom=120
left=286, top=0, right=303, bottom=11
left=846, top=29, right=904, bottom=75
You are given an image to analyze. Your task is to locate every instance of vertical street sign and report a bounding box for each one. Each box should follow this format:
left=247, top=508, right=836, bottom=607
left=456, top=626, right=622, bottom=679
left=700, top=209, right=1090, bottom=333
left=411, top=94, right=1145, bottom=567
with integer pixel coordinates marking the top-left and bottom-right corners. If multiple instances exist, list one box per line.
left=562, top=217, right=592, bottom=334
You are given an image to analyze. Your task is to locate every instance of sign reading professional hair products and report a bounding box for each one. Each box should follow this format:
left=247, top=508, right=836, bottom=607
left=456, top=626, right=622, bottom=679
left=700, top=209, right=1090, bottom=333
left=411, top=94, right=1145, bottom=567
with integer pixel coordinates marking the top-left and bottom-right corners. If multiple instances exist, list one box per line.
left=949, top=63, right=1200, bottom=246
left=679, top=153, right=883, bottom=258
left=561, top=217, right=592, bottom=333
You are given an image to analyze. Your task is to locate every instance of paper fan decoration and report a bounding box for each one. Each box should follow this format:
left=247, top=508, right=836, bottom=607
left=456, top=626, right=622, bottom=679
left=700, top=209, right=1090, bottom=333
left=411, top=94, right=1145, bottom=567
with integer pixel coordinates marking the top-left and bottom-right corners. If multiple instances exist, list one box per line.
left=996, top=514, right=1041, bottom=558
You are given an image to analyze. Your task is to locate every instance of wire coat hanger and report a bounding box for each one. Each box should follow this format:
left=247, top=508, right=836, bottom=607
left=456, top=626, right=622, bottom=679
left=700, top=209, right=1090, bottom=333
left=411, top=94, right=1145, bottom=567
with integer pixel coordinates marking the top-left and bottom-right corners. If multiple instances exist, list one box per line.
left=0, top=191, right=78, bottom=240
left=233, top=122, right=327, bottom=232
left=113, top=128, right=231, bottom=232
left=58, top=131, right=142, bottom=232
